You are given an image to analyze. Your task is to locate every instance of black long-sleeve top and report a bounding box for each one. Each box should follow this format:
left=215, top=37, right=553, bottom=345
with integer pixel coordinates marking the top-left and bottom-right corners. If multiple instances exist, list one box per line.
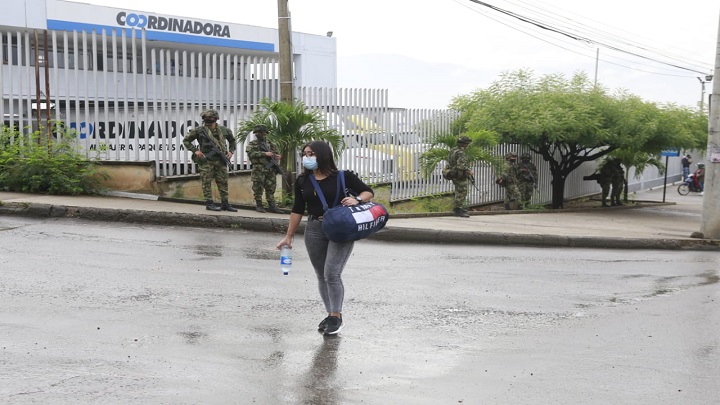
left=292, top=170, right=373, bottom=217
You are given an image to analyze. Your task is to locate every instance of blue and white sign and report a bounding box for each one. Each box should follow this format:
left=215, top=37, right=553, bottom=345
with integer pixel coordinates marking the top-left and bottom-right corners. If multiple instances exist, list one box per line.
left=661, top=150, right=680, bottom=157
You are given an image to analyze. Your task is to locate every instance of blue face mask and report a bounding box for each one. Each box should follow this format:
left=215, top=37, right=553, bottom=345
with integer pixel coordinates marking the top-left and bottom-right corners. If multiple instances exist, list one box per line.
left=302, top=156, right=318, bottom=170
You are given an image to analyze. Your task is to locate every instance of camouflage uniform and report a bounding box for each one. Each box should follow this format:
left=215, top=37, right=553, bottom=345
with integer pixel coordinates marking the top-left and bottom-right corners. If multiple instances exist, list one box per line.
left=497, top=153, right=520, bottom=210
left=182, top=110, right=237, bottom=211
left=597, top=158, right=624, bottom=206
left=517, top=153, right=538, bottom=209
left=448, top=136, right=472, bottom=217
left=246, top=125, right=281, bottom=212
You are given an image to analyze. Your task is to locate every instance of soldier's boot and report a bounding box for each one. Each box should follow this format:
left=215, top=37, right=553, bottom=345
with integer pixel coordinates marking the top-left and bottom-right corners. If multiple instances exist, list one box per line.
left=267, top=201, right=283, bottom=214
left=453, top=208, right=469, bottom=218
left=221, top=199, right=238, bottom=212
left=206, top=200, right=221, bottom=211
left=255, top=200, right=267, bottom=213
left=601, top=191, right=609, bottom=207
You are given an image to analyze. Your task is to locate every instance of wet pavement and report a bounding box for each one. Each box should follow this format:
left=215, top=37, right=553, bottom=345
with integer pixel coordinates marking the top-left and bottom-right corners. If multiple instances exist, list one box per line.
left=1, top=217, right=718, bottom=404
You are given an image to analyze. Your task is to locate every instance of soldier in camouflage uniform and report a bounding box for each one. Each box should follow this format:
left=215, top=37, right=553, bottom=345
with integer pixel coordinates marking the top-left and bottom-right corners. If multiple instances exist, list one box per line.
left=246, top=124, right=283, bottom=213
left=517, top=152, right=538, bottom=209
left=588, top=157, right=625, bottom=207
left=496, top=152, right=520, bottom=210
left=448, top=136, right=473, bottom=217
left=182, top=109, right=237, bottom=212
left=607, top=157, right=625, bottom=206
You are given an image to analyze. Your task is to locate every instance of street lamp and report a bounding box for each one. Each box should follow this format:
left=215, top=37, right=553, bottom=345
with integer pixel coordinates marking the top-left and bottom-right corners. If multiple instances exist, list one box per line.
left=698, top=75, right=713, bottom=111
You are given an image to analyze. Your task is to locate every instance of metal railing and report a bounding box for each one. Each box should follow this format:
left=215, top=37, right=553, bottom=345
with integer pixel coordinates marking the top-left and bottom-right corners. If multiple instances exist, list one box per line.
left=2, top=27, right=685, bottom=207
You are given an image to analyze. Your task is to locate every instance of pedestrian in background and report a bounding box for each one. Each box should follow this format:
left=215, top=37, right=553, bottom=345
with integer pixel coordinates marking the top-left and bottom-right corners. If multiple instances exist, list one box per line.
left=694, top=163, right=705, bottom=195
left=277, top=141, right=374, bottom=335
left=246, top=125, right=283, bottom=213
left=681, top=154, right=692, bottom=180
left=517, top=152, right=538, bottom=209
left=182, top=109, right=237, bottom=212
left=496, top=152, right=520, bottom=210
left=447, top=136, right=473, bottom=217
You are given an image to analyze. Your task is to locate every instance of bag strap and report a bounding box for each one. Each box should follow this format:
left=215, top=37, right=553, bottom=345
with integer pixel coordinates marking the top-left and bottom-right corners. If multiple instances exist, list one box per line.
left=308, top=174, right=329, bottom=212
left=309, top=171, right=347, bottom=212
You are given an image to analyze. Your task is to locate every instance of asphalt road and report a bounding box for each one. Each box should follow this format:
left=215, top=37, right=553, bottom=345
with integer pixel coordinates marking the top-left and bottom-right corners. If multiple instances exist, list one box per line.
left=1, top=216, right=718, bottom=404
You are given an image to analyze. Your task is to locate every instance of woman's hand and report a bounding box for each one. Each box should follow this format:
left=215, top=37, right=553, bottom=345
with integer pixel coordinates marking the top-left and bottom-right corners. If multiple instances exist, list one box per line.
left=277, top=235, right=293, bottom=250
left=341, top=196, right=361, bottom=206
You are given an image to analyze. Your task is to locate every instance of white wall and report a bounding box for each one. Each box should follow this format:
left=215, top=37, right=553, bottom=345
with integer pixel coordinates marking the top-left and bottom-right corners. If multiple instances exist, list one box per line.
left=3, top=0, right=337, bottom=88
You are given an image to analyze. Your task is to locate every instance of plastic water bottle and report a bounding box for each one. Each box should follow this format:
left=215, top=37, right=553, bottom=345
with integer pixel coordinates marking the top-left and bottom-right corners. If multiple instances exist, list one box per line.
left=280, top=245, right=292, bottom=275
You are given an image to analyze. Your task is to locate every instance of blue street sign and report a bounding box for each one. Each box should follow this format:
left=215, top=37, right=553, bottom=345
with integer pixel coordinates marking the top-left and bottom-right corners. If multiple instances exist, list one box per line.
left=661, top=150, right=680, bottom=157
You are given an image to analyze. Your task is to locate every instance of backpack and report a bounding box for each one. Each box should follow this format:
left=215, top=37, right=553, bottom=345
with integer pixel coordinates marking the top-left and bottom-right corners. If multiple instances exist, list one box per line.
left=442, top=166, right=458, bottom=180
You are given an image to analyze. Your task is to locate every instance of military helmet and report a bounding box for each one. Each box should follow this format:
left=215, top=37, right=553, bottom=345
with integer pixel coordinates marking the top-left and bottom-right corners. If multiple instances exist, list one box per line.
left=520, top=152, right=531, bottom=160
left=253, top=124, right=269, bottom=133
left=457, top=135, right=472, bottom=145
left=505, top=152, right=518, bottom=160
left=200, top=109, right=219, bottom=120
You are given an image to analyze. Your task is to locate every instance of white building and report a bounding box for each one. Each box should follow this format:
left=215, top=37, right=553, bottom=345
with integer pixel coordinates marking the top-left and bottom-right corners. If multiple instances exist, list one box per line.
left=1, top=0, right=338, bottom=133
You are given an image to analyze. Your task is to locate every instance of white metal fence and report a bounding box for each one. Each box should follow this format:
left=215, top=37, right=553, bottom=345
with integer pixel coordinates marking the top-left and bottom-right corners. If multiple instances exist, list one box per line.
left=2, top=28, right=684, bottom=206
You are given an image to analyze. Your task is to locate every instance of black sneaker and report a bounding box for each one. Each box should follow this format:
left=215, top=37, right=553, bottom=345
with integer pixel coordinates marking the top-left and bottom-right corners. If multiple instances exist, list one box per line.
left=317, top=316, right=331, bottom=332
left=323, top=316, right=343, bottom=335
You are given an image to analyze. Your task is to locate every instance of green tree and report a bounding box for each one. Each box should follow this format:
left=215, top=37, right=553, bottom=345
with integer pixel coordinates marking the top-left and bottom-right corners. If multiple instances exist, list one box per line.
left=609, top=102, right=707, bottom=202
left=452, top=70, right=707, bottom=208
left=237, top=99, right=344, bottom=196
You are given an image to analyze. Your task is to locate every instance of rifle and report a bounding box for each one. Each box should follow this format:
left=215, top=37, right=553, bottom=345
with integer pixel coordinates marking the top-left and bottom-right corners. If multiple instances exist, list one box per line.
left=198, top=128, right=233, bottom=168
left=258, top=141, right=284, bottom=175
left=468, top=173, right=480, bottom=191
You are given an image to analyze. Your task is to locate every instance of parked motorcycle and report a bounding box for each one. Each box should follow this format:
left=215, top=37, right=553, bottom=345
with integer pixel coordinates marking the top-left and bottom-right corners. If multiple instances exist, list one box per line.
left=677, top=174, right=702, bottom=195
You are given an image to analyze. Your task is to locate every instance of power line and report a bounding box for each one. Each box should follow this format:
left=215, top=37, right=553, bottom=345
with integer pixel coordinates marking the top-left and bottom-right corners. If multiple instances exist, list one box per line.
left=464, top=0, right=711, bottom=75
left=509, top=0, right=711, bottom=70
left=453, top=0, right=700, bottom=78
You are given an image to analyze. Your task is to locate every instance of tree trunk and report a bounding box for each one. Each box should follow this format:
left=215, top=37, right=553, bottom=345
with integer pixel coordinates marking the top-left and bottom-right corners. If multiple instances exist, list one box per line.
left=550, top=173, right=566, bottom=209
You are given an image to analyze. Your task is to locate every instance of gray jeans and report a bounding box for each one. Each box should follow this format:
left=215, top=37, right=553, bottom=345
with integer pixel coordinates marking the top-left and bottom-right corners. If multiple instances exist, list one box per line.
left=304, top=218, right=355, bottom=313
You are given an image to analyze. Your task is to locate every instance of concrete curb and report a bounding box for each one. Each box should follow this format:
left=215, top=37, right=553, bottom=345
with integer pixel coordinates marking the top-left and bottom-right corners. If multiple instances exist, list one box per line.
left=2, top=201, right=718, bottom=251
left=371, top=227, right=719, bottom=250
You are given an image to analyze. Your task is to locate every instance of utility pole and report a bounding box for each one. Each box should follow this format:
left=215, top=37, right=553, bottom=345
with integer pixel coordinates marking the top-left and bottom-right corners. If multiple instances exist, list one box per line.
left=700, top=10, right=720, bottom=239
left=277, top=0, right=293, bottom=104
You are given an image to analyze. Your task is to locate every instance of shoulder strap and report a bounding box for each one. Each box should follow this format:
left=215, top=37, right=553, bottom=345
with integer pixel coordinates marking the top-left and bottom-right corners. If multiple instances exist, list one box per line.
left=335, top=171, right=348, bottom=206
left=308, top=174, right=329, bottom=212
left=308, top=172, right=347, bottom=212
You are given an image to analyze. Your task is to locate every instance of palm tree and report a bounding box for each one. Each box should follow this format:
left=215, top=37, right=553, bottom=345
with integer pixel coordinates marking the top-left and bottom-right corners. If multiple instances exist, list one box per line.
left=237, top=99, right=344, bottom=197
left=419, top=130, right=501, bottom=178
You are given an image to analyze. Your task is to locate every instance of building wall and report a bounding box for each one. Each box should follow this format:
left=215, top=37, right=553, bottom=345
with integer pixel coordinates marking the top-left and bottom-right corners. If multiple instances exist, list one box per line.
left=2, top=0, right=337, bottom=88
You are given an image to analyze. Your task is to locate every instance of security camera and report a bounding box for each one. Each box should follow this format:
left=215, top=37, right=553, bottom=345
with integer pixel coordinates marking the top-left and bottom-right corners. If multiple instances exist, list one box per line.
left=326, top=31, right=333, bottom=37
left=705, top=75, right=713, bottom=82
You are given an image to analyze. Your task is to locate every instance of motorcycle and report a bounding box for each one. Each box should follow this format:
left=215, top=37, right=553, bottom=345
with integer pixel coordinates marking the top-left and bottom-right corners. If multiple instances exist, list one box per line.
left=677, top=174, right=702, bottom=195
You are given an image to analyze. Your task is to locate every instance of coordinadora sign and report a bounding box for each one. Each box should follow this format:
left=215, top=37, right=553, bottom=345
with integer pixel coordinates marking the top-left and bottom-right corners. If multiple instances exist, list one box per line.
left=115, top=12, right=231, bottom=38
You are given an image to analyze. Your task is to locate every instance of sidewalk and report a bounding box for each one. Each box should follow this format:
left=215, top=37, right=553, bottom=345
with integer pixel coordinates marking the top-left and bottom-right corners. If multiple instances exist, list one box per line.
left=0, top=186, right=717, bottom=250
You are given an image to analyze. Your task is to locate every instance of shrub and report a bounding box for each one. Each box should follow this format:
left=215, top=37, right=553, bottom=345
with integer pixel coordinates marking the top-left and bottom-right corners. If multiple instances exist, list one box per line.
left=0, top=125, right=106, bottom=195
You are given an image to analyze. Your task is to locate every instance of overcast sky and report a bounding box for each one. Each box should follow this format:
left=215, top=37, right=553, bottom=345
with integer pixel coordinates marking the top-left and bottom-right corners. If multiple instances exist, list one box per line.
left=73, top=0, right=719, bottom=110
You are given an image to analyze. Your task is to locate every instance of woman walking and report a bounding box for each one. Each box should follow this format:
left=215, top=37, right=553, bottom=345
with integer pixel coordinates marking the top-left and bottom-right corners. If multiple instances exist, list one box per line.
left=276, top=141, right=374, bottom=335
